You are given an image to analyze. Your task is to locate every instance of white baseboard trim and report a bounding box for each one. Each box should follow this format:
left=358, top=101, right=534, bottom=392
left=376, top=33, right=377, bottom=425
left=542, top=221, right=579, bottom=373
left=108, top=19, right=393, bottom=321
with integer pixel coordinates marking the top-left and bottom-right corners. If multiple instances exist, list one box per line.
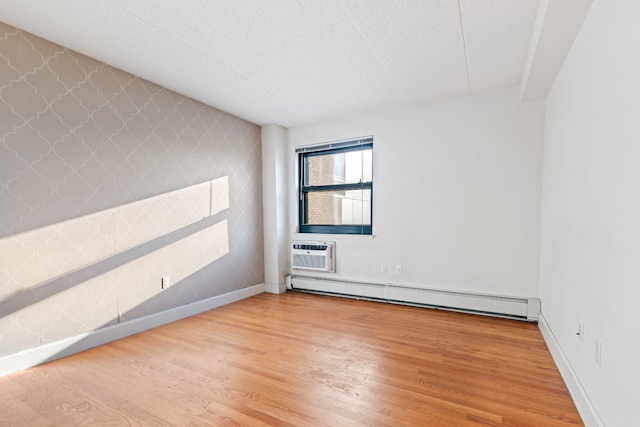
left=538, top=314, right=604, bottom=427
left=264, top=281, right=287, bottom=294
left=0, top=283, right=265, bottom=377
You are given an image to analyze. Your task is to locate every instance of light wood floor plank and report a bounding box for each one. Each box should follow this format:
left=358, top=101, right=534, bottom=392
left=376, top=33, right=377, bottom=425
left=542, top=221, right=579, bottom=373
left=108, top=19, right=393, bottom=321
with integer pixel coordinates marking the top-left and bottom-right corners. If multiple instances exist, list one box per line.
left=0, top=292, right=583, bottom=426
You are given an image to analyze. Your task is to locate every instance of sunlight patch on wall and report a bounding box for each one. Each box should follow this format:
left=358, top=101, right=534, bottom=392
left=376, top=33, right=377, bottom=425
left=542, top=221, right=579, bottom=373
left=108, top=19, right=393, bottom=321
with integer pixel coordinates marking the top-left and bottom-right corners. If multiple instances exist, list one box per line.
left=118, top=220, right=229, bottom=318
left=0, top=178, right=228, bottom=299
left=0, top=217, right=229, bottom=357
left=114, top=181, right=212, bottom=252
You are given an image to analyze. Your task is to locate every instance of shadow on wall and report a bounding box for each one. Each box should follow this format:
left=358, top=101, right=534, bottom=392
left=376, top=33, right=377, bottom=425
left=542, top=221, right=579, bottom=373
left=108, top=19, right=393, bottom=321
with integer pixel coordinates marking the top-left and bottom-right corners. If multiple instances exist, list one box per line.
left=0, top=177, right=231, bottom=364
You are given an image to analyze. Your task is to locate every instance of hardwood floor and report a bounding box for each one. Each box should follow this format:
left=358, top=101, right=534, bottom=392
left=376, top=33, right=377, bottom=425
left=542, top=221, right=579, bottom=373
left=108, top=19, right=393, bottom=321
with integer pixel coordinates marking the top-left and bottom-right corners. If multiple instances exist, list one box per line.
left=0, top=292, right=583, bottom=426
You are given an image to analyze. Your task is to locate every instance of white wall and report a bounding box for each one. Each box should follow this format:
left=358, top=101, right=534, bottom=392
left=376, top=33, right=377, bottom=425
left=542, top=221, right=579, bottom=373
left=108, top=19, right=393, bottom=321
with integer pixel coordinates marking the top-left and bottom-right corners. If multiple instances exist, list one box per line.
left=287, top=86, right=544, bottom=298
left=540, top=1, right=640, bottom=426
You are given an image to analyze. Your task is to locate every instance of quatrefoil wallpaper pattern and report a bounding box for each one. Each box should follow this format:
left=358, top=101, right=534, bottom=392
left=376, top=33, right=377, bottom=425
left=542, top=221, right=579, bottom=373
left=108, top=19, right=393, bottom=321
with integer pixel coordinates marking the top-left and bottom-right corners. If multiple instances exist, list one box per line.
left=0, top=21, right=264, bottom=358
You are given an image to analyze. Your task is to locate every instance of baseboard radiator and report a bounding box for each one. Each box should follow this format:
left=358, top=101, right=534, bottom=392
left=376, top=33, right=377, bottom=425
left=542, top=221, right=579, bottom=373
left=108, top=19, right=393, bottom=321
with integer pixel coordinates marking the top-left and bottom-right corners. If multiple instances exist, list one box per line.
left=286, top=275, right=540, bottom=322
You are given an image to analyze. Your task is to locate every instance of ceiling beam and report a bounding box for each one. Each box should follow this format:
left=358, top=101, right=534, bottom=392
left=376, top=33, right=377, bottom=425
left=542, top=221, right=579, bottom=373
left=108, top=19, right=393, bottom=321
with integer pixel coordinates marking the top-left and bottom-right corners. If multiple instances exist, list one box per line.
left=519, top=0, right=593, bottom=102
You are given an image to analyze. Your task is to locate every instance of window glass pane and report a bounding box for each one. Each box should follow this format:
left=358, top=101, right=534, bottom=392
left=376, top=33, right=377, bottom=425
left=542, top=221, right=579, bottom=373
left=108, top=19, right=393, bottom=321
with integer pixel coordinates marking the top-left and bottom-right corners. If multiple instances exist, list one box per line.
left=362, top=148, right=372, bottom=182
left=306, top=189, right=371, bottom=225
left=307, top=147, right=372, bottom=186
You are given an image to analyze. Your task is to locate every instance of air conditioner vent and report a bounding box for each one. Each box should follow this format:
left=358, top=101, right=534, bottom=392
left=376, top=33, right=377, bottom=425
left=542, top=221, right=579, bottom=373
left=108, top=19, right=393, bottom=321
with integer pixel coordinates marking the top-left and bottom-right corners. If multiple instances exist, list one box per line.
left=291, top=241, right=335, bottom=272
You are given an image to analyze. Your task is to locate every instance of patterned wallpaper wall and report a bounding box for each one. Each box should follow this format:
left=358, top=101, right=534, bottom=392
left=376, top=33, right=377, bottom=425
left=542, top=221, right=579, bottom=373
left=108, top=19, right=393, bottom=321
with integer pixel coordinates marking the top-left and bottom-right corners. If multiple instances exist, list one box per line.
left=0, top=22, right=264, bottom=358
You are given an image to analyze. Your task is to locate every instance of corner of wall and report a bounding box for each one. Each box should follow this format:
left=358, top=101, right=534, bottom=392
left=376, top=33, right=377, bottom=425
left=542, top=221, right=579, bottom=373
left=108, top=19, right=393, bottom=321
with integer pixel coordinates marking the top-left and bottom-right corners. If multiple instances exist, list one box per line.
left=538, top=315, right=604, bottom=427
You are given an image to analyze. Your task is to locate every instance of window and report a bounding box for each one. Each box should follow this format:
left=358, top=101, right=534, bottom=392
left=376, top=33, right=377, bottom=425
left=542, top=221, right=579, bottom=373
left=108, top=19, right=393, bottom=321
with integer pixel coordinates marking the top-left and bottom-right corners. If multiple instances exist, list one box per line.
left=297, top=137, right=373, bottom=235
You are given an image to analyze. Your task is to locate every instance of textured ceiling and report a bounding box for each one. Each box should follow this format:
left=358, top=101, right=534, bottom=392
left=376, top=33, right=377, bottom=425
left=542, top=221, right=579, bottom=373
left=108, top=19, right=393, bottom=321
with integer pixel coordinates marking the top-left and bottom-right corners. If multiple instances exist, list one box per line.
left=0, top=0, right=540, bottom=127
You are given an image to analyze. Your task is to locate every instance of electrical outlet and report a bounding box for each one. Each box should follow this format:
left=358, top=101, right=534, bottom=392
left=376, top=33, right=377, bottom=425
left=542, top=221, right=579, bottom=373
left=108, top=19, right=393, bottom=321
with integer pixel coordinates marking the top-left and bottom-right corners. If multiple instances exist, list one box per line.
left=576, top=321, right=584, bottom=342
left=394, top=265, right=402, bottom=275
left=594, top=338, right=602, bottom=366
left=380, top=264, right=388, bottom=274
left=161, top=276, right=171, bottom=289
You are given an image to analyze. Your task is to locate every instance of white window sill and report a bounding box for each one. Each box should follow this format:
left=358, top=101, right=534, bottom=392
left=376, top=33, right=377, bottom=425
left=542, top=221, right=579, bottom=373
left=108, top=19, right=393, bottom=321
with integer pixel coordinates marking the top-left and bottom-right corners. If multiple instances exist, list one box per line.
left=292, top=233, right=375, bottom=240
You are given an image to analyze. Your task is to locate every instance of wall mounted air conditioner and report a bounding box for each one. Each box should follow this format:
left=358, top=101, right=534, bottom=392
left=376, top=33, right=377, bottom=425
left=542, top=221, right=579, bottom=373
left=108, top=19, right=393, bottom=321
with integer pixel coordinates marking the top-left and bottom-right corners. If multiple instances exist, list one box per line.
left=291, top=241, right=335, bottom=272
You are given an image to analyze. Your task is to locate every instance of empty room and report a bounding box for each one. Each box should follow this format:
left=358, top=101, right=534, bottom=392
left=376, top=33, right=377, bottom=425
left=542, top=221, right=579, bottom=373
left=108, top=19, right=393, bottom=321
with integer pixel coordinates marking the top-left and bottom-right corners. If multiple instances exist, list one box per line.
left=0, top=1, right=637, bottom=426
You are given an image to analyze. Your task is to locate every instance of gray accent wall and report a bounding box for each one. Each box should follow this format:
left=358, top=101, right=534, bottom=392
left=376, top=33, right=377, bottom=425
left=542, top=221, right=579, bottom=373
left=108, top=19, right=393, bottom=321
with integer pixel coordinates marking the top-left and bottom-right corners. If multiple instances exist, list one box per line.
left=0, top=22, right=264, bottom=357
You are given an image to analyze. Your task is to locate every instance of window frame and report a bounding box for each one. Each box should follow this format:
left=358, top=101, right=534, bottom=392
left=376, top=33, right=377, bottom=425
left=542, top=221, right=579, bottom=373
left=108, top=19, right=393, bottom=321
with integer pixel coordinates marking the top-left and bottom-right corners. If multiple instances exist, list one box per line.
left=298, top=140, right=373, bottom=235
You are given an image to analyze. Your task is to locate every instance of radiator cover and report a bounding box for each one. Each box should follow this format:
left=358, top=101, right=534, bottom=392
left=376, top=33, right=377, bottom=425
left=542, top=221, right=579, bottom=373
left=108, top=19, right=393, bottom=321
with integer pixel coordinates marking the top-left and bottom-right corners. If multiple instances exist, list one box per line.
left=286, top=275, right=540, bottom=322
